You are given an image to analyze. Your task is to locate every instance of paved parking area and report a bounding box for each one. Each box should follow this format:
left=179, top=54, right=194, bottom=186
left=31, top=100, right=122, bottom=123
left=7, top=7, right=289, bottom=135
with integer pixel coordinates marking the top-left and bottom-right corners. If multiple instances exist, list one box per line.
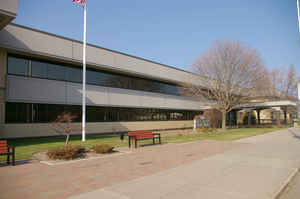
left=0, top=140, right=244, bottom=199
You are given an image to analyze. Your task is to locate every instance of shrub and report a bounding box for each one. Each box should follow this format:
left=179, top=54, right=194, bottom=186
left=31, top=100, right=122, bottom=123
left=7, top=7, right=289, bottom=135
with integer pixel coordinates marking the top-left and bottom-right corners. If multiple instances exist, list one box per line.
left=47, top=145, right=86, bottom=160
left=202, top=128, right=216, bottom=133
left=262, top=125, right=273, bottom=128
left=92, top=144, right=114, bottom=154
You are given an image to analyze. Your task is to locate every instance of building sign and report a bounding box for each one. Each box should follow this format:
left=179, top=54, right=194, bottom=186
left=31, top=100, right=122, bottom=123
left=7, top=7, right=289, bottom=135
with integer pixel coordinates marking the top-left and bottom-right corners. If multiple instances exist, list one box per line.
left=193, top=117, right=210, bottom=130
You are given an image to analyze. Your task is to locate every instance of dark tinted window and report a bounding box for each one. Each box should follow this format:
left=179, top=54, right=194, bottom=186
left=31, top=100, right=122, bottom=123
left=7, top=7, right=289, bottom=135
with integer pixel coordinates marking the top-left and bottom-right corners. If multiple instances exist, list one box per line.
left=134, top=78, right=149, bottom=91
left=32, top=60, right=47, bottom=78
left=87, top=106, right=105, bottom=122
left=7, top=56, right=29, bottom=76
left=32, top=104, right=48, bottom=122
left=7, top=54, right=184, bottom=96
left=47, top=104, right=65, bottom=121
left=162, top=84, right=180, bottom=95
left=86, top=70, right=100, bottom=85
left=148, top=81, right=161, bottom=93
left=64, top=105, right=81, bottom=122
left=5, top=102, right=31, bottom=123
left=47, top=63, right=66, bottom=81
left=106, top=74, right=128, bottom=89
left=5, top=102, right=201, bottom=123
left=67, top=67, right=82, bottom=83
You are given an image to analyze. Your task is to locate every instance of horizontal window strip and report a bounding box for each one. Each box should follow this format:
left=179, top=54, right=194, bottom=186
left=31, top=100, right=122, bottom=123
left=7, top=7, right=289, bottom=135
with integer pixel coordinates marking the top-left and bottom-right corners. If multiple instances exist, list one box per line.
left=7, top=54, right=183, bottom=96
left=5, top=102, right=202, bottom=124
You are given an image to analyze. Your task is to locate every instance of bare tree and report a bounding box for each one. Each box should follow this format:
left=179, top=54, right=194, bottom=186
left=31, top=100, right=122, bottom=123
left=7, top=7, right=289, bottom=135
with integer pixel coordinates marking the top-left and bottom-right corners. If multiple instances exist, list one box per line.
left=267, top=65, right=299, bottom=118
left=203, top=109, right=222, bottom=128
left=183, top=40, right=265, bottom=129
left=272, top=65, right=299, bottom=99
left=257, top=65, right=299, bottom=101
left=50, top=112, right=81, bottom=146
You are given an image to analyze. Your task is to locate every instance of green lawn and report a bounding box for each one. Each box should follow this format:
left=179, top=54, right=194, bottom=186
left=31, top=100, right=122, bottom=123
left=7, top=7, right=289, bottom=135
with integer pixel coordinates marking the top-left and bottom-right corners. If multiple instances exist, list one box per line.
left=164, top=128, right=283, bottom=143
left=1, top=128, right=283, bottom=162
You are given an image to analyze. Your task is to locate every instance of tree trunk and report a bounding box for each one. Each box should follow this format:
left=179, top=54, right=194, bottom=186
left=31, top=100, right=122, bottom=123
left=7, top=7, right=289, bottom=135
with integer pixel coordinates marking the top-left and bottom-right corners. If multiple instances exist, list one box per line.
left=65, top=134, right=70, bottom=146
left=222, top=111, right=227, bottom=130
left=247, top=111, right=251, bottom=127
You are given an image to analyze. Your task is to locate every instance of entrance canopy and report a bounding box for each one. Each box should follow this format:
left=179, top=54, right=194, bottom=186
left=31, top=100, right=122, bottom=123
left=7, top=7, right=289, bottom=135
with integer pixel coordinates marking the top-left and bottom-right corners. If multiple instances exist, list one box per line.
left=234, top=100, right=297, bottom=125
left=235, top=100, right=297, bottom=110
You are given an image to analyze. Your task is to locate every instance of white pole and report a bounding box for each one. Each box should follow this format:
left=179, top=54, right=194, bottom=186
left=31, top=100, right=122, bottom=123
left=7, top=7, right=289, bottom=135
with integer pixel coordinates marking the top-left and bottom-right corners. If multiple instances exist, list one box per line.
left=298, top=0, right=300, bottom=36
left=82, top=1, right=87, bottom=142
left=298, top=83, right=300, bottom=100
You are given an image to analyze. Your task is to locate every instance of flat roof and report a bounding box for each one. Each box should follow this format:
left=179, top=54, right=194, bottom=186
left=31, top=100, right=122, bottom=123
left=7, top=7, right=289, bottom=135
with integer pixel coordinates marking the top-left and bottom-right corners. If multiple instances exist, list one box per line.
left=10, top=23, right=198, bottom=77
left=235, top=100, right=297, bottom=109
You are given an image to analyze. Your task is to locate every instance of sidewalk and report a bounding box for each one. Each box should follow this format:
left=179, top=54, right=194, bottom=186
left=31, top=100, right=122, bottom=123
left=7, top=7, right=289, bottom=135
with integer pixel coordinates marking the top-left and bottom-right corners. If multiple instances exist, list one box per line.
left=0, top=139, right=243, bottom=199
left=68, top=128, right=300, bottom=199
left=278, top=170, right=300, bottom=199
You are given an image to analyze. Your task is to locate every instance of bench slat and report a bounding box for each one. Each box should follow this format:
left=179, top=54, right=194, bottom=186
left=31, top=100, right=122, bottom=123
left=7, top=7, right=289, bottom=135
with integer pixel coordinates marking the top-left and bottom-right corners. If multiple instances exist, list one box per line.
left=128, top=131, right=161, bottom=148
left=128, top=131, right=155, bottom=141
left=0, top=140, right=15, bottom=165
left=0, top=146, right=8, bottom=153
left=128, top=131, right=152, bottom=135
left=0, top=140, right=8, bottom=153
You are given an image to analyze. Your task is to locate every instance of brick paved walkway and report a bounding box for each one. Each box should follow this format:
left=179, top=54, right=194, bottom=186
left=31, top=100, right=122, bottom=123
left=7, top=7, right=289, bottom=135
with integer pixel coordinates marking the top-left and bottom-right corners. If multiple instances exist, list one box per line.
left=0, top=141, right=245, bottom=199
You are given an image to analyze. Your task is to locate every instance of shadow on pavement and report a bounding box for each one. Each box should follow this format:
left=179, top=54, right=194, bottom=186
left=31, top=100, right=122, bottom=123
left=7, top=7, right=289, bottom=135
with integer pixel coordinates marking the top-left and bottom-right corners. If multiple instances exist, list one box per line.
left=288, top=128, right=300, bottom=140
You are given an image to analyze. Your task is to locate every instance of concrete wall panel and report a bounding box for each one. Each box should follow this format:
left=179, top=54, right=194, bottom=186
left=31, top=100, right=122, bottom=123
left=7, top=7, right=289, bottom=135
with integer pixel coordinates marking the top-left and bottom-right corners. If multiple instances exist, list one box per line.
left=140, top=92, right=166, bottom=108
left=0, top=0, right=18, bottom=16
left=0, top=24, right=208, bottom=87
left=7, top=76, right=66, bottom=104
left=107, top=87, right=143, bottom=107
left=85, top=84, right=109, bottom=105
left=1, top=120, right=193, bottom=138
left=66, top=82, right=82, bottom=105
left=87, top=45, right=116, bottom=67
left=72, top=42, right=116, bottom=67
left=0, top=50, right=6, bottom=88
left=6, top=75, right=205, bottom=110
left=67, top=83, right=110, bottom=106
left=0, top=25, right=73, bottom=58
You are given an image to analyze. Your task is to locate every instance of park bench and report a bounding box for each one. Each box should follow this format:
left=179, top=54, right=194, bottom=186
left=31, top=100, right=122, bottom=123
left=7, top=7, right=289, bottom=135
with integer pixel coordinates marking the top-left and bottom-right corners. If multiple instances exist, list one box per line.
left=0, top=140, right=15, bottom=166
left=128, top=130, right=161, bottom=148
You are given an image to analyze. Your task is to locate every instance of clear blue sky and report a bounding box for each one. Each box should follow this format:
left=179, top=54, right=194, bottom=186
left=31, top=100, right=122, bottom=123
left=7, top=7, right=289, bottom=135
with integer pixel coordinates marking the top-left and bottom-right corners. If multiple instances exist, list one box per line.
left=13, top=0, right=300, bottom=72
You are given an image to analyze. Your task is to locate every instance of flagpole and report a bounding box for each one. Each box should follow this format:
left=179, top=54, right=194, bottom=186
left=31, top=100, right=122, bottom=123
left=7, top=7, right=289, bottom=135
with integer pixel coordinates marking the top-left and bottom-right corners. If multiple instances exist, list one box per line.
left=82, top=0, right=87, bottom=142
left=297, top=0, right=300, bottom=36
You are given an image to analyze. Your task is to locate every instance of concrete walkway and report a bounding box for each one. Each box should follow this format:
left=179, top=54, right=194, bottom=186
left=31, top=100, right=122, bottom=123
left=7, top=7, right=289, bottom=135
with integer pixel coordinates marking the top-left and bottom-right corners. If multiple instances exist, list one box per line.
left=68, top=128, right=300, bottom=199
left=0, top=139, right=243, bottom=199
left=278, top=170, right=300, bottom=199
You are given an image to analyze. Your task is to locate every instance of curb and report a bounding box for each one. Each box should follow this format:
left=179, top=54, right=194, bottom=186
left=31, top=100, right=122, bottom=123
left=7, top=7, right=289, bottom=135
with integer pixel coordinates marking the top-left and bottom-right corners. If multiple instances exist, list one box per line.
left=273, top=168, right=299, bottom=199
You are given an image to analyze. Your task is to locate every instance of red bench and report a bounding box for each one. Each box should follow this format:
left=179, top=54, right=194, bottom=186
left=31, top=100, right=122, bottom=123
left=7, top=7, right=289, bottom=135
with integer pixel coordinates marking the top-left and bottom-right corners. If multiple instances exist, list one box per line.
left=0, top=140, right=15, bottom=166
left=128, top=130, right=161, bottom=148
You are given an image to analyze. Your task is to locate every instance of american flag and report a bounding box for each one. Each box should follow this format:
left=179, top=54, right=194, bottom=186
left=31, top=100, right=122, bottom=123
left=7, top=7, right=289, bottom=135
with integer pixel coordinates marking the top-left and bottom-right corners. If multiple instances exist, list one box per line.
left=72, top=0, right=86, bottom=8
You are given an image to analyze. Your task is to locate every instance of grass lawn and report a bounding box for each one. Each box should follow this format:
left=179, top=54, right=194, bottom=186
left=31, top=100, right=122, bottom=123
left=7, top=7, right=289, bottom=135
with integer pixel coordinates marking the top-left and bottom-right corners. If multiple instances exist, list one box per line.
left=1, top=128, right=283, bottom=162
left=164, top=128, right=283, bottom=143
